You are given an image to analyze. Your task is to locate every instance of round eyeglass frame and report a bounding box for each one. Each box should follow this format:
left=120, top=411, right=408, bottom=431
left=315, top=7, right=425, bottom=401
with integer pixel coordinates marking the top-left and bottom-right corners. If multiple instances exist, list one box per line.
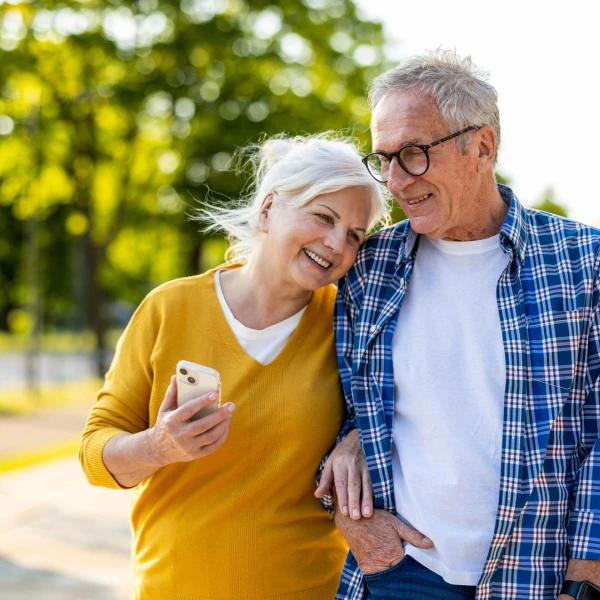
left=362, top=125, right=483, bottom=183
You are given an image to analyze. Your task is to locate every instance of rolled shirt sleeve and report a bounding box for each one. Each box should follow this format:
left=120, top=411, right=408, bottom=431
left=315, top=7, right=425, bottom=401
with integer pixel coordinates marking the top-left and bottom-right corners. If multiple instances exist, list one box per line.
left=568, top=262, right=600, bottom=559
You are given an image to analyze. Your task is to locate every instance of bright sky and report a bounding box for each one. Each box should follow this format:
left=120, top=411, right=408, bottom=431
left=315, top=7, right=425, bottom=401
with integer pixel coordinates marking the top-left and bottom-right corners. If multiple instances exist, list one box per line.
left=355, top=0, right=600, bottom=226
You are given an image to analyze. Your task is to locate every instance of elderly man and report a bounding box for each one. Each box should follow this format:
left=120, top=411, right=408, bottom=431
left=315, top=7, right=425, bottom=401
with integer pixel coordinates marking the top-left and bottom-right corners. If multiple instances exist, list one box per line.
left=319, top=51, right=600, bottom=600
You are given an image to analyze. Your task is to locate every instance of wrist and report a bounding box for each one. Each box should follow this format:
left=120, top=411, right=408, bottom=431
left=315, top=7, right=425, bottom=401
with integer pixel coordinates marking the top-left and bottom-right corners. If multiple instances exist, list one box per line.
left=561, top=579, right=600, bottom=600
left=141, top=427, right=167, bottom=469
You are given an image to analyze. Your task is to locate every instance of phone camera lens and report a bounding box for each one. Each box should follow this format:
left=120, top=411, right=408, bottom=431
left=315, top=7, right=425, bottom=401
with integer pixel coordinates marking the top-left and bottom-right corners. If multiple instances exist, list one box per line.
left=180, top=368, right=188, bottom=375
left=188, top=377, right=196, bottom=384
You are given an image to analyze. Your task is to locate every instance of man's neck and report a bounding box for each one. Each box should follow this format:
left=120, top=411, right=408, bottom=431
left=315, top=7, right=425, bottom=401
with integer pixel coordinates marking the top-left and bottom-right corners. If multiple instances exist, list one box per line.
left=440, top=179, right=508, bottom=242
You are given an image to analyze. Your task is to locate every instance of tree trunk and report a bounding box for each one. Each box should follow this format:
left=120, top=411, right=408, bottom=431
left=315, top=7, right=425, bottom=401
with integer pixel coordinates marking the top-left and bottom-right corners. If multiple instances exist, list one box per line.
left=82, top=227, right=108, bottom=378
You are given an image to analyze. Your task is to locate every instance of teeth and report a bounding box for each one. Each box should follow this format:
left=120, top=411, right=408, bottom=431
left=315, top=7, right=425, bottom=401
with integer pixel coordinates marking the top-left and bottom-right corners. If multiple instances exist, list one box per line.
left=304, top=249, right=331, bottom=268
left=407, top=194, right=430, bottom=205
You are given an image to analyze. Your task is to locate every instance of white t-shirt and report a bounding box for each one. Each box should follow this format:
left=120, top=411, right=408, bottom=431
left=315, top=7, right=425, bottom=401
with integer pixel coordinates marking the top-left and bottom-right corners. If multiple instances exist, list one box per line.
left=391, top=234, right=510, bottom=585
left=214, top=271, right=305, bottom=365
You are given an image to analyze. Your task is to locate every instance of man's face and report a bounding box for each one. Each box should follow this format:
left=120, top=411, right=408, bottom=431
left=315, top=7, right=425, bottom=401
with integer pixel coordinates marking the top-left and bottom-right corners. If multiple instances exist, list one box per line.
left=371, top=89, right=481, bottom=241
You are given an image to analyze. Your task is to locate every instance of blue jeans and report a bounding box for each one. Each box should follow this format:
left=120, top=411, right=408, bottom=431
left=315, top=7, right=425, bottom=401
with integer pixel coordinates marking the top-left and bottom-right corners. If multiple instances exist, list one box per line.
left=364, top=555, right=477, bottom=600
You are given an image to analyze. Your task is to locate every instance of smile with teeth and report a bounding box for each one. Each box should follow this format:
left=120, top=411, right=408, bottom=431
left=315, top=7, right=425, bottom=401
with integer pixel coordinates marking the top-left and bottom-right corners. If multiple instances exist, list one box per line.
left=304, top=249, right=331, bottom=269
left=407, top=193, right=432, bottom=205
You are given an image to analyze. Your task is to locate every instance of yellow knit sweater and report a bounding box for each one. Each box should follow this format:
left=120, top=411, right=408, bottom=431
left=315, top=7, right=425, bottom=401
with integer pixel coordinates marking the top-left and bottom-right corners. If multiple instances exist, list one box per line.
left=80, top=269, right=348, bottom=599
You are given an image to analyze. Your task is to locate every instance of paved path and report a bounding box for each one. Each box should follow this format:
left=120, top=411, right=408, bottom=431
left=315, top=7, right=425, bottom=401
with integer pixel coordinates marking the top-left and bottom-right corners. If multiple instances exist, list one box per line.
left=0, top=403, right=94, bottom=457
left=0, top=456, right=133, bottom=599
left=0, top=352, right=100, bottom=389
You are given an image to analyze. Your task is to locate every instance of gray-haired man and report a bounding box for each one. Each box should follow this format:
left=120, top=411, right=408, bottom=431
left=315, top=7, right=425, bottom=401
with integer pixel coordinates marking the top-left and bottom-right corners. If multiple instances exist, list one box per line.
left=321, top=51, right=600, bottom=600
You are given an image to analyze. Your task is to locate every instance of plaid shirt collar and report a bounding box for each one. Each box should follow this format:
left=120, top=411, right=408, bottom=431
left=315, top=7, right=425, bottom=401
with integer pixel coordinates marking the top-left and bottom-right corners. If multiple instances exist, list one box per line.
left=395, top=184, right=529, bottom=267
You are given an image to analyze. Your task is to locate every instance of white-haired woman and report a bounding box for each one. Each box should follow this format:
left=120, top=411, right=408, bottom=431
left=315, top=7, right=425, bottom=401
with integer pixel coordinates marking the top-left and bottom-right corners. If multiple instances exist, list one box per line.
left=80, top=134, right=389, bottom=600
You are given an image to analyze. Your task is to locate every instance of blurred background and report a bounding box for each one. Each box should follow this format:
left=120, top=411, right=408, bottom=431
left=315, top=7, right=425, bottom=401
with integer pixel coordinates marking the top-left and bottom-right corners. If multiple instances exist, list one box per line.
left=0, top=0, right=594, bottom=598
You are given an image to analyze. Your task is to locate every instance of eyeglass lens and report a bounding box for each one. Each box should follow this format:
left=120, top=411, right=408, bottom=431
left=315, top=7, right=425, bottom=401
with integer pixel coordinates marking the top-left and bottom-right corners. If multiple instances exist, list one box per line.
left=367, top=146, right=428, bottom=182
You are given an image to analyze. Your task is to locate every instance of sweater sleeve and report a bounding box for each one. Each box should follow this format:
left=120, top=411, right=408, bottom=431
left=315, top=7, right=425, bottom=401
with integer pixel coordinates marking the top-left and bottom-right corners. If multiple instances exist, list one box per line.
left=79, top=292, right=161, bottom=489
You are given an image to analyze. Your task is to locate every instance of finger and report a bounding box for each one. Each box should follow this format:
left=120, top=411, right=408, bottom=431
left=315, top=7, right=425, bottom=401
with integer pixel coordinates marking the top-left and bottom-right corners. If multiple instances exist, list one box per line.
left=174, top=391, right=220, bottom=423
left=158, top=376, right=179, bottom=414
left=186, top=402, right=235, bottom=435
left=333, top=463, right=349, bottom=517
left=361, top=468, right=374, bottom=518
left=193, top=419, right=231, bottom=455
left=346, top=464, right=363, bottom=520
left=196, top=426, right=230, bottom=458
left=394, top=520, right=433, bottom=548
left=314, top=458, right=334, bottom=498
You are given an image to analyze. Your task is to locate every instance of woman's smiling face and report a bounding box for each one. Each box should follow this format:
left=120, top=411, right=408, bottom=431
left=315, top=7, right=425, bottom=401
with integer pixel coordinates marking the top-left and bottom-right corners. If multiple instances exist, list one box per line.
left=258, top=186, right=373, bottom=293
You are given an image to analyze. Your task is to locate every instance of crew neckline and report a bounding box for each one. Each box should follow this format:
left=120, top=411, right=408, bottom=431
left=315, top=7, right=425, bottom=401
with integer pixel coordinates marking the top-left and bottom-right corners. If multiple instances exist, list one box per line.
left=427, top=234, right=500, bottom=256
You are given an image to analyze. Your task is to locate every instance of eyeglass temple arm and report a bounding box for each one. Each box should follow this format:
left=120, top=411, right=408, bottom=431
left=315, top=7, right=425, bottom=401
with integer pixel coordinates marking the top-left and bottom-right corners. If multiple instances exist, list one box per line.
left=427, top=125, right=482, bottom=149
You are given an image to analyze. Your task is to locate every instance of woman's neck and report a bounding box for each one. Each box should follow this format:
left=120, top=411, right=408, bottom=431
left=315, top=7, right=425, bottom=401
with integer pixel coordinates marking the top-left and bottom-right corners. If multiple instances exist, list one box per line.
left=218, top=261, right=312, bottom=330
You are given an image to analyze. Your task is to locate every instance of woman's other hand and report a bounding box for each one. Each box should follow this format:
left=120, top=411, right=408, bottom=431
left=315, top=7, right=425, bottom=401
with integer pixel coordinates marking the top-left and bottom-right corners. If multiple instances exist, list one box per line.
left=315, top=429, right=373, bottom=520
left=150, top=375, right=235, bottom=466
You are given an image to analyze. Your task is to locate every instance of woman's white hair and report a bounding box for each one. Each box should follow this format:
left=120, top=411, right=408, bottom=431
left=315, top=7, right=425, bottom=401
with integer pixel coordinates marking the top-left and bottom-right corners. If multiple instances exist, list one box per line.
left=196, top=133, right=390, bottom=264
left=369, top=49, right=501, bottom=162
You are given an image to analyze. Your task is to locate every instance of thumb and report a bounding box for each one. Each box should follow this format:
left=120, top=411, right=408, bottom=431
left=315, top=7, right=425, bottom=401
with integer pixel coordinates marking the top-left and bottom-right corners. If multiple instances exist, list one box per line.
left=393, top=519, right=433, bottom=549
left=314, top=459, right=334, bottom=498
left=159, top=375, right=178, bottom=414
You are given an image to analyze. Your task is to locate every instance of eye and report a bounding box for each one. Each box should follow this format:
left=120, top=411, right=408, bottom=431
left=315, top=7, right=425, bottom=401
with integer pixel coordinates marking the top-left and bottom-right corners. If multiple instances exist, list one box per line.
left=347, top=231, right=361, bottom=244
left=315, top=213, right=332, bottom=223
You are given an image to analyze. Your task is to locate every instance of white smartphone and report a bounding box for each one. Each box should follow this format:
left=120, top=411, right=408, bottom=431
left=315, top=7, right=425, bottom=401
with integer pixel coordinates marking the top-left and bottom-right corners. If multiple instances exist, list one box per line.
left=176, top=360, right=221, bottom=421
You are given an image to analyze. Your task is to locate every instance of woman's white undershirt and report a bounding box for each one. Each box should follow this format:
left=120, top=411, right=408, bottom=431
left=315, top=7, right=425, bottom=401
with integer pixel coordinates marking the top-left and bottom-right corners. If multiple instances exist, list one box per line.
left=214, top=271, right=305, bottom=365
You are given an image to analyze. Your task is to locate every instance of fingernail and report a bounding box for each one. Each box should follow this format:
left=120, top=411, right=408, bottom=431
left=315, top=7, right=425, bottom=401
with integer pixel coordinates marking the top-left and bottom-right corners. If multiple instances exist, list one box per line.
left=423, top=537, right=433, bottom=545
left=352, top=509, right=360, bottom=518
left=342, top=505, right=348, bottom=515
left=227, top=403, right=235, bottom=413
left=208, top=393, right=217, bottom=400
left=364, top=506, right=372, bottom=515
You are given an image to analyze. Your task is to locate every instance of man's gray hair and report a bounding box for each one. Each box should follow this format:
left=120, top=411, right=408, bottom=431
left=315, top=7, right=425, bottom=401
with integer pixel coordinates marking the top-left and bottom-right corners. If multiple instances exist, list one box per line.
left=369, top=49, right=501, bottom=161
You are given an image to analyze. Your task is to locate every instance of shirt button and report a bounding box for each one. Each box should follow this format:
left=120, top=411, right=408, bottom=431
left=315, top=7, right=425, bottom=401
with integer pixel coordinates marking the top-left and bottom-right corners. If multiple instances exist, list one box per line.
left=396, top=257, right=401, bottom=265
left=519, top=250, right=525, bottom=261
left=399, top=278, right=405, bottom=286
left=370, top=325, right=377, bottom=333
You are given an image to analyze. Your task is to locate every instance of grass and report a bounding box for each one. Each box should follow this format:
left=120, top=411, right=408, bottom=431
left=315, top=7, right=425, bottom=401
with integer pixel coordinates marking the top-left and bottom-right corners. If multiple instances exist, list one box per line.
left=0, top=438, right=80, bottom=473
left=0, top=378, right=102, bottom=415
left=0, top=330, right=123, bottom=353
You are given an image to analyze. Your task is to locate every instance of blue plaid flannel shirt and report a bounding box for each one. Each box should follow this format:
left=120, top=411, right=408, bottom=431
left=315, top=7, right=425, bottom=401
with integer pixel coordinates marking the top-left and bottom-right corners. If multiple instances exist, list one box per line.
left=332, top=185, right=600, bottom=599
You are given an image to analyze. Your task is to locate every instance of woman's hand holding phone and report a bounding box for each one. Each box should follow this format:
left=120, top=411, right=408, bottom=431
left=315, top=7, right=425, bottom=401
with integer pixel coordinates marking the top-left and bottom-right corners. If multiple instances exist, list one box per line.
left=149, top=375, right=235, bottom=466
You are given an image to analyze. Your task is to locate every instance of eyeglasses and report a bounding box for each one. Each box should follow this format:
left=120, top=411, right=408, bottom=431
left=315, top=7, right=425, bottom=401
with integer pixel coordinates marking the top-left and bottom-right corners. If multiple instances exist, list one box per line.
left=362, top=125, right=482, bottom=183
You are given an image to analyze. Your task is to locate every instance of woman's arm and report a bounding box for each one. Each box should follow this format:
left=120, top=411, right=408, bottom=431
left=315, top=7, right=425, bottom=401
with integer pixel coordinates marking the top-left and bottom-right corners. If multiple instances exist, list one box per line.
left=102, top=375, right=235, bottom=488
left=315, top=428, right=373, bottom=519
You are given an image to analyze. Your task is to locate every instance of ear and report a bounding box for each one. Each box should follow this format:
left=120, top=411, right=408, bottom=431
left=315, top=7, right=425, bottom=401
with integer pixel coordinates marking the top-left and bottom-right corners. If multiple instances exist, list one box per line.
left=475, top=126, right=497, bottom=172
left=258, top=193, right=274, bottom=234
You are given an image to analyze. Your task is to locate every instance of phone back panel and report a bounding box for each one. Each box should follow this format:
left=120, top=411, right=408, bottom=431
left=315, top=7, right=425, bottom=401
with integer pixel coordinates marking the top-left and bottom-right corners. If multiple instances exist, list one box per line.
left=176, top=360, right=221, bottom=421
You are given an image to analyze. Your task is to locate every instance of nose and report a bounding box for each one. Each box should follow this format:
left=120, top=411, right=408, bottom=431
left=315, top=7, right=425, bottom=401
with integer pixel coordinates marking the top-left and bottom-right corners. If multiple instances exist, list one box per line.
left=323, top=226, right=346, bottom=254
left=386, top=157, right=417, bottom=196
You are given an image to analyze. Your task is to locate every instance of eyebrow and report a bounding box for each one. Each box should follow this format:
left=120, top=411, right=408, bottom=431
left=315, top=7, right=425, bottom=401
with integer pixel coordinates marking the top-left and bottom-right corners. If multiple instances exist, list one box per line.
left=373, top=137, right=421, bottom=153
left=317, top=203, right=367, bottom=233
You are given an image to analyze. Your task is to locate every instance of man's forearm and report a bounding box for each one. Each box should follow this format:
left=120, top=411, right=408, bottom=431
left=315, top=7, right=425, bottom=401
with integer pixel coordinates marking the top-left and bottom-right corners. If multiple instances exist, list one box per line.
left=558, top=559, right=600, bottom=599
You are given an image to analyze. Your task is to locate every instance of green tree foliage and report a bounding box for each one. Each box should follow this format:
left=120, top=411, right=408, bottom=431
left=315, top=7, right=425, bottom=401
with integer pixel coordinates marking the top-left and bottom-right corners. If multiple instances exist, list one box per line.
left=532, top=187, right=568, bottom=218
left=0, top=0, right=388, bottom=373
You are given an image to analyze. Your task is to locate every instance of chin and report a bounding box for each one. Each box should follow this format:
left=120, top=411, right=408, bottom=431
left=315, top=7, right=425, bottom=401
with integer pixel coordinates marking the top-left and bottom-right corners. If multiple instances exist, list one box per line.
left=408, top=215, right=443, bottom=237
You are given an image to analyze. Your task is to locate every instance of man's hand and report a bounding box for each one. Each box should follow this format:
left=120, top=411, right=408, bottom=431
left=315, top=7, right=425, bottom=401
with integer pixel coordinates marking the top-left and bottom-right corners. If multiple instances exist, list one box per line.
left=335, top=508, right=433, bottom=575
left=315, top=429, right=373, bottom=519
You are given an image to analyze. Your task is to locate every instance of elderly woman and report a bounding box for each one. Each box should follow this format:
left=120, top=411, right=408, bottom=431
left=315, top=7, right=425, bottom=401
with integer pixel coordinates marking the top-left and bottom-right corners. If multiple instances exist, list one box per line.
left=79, top=134, right=389, bottom=600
